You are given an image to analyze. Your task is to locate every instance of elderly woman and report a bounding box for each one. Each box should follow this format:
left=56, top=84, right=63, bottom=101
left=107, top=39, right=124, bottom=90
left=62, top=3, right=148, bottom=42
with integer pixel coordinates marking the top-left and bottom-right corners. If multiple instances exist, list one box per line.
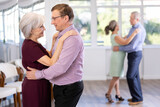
left=19, top=12, right=77, bottom=107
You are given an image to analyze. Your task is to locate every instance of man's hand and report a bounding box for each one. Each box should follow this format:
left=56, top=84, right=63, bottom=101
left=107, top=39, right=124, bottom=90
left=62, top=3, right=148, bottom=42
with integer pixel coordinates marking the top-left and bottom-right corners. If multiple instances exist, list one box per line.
left=113, top=46, right=119, bottom=51
left=53, top=32, right=59, bottom=39
left=26, top=67, right=38, bottom=80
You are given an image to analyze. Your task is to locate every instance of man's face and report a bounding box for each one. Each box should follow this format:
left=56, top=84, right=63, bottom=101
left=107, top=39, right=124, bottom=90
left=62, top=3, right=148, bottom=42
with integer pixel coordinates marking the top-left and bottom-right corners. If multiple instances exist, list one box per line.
left=51, top=10, right=65, bottom=31
left=130, top=14, right=138, bottom=26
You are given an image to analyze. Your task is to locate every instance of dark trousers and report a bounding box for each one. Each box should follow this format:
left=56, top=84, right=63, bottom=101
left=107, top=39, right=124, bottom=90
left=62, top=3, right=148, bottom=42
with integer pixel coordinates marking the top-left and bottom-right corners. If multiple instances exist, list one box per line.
left=127, top=51, right=143, bottom=102
left=53, top=81, right=84, bottom=107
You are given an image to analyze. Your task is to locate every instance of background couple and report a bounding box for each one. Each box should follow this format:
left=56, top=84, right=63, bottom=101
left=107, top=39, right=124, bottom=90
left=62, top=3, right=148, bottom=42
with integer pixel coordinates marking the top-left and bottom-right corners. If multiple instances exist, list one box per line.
left=104, top=11, right=146, bottom=105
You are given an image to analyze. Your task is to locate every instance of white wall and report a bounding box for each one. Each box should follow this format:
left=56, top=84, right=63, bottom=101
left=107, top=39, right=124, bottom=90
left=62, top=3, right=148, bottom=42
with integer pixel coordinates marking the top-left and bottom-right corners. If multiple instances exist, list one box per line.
left=0, top=43, right=159, bottom=80
left=143, top=46, right=160, bottom=79
left=83, top=47, right=108, bottom=80
left=82, top=47, right=144, bottom=80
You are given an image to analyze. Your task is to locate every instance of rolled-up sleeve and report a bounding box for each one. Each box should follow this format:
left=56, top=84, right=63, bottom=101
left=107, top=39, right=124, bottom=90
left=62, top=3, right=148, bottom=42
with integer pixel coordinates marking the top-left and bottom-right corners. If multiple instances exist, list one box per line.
left=119, top=27, right=142, bottom=53
left=35, top=36, right=80, bottom=80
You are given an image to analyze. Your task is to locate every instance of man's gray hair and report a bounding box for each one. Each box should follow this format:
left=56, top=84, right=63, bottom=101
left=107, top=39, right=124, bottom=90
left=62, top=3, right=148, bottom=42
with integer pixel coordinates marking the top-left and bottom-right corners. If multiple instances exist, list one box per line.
left=19, top=12, right=44, bottom=39
left=131, top=11, right=140, bottom=20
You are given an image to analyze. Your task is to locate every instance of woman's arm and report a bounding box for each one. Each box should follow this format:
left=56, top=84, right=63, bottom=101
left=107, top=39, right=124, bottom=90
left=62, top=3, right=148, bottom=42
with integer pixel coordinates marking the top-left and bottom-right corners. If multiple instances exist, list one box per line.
left=37, top=30, right=78, bottom=66
left=114, top=28, right=140, bottom=45
left=46, top=32, right=59, bottom=56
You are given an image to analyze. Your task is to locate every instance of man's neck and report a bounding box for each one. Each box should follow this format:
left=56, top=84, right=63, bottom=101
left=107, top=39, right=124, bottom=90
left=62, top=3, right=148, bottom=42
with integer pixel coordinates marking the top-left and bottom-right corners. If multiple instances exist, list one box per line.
left=133, top=22, right=139, bottom=26
left=60, top=22, right=72, bottom=32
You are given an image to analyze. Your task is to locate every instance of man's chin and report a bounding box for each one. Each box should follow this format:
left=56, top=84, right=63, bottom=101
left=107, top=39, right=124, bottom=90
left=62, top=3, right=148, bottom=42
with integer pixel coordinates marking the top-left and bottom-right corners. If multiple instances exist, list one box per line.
left=55, top=28, right=59, bottom=31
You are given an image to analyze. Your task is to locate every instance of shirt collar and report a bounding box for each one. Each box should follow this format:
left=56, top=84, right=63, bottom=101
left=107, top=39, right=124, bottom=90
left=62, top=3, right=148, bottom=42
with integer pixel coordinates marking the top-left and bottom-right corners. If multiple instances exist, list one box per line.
left=57, top=24, right=74, bottom=39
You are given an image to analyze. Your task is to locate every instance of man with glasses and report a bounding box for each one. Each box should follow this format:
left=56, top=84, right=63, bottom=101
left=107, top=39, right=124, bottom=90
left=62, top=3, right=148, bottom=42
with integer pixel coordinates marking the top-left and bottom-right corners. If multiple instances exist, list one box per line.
left=26, top=4, right=84, bottom=107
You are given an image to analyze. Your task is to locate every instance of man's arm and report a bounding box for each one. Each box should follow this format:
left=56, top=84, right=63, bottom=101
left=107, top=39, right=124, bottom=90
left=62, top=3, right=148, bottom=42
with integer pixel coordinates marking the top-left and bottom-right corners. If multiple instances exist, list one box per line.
left=119, top=29, right=141, bottom=52
left=35, top=36, right=81, bottom=80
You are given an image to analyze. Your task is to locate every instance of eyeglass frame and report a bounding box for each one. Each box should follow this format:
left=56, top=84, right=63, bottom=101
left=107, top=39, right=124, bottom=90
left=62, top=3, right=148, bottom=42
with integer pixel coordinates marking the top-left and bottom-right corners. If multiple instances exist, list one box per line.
left=51, top=15, right=65, bottom=21
left=39, top=25, right=45, bottom=31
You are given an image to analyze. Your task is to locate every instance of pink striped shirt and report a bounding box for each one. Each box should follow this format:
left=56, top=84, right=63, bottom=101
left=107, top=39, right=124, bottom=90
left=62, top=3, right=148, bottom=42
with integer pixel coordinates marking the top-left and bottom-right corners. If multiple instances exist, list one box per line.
left=35, top=25, right=84, bottom=85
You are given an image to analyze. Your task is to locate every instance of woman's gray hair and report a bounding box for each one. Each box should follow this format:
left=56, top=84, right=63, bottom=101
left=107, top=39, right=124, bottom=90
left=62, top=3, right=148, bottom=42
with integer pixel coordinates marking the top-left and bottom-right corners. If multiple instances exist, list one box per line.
left=131, top=11, right=140, bottom=20
left=19, top=12, right=44, bottom=39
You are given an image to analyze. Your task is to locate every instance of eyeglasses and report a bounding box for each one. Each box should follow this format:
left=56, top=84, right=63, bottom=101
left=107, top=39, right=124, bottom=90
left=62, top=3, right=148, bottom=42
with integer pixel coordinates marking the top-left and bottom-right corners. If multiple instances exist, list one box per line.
left=51, top=15, right=65, bottom=21
left=39, top=25, right=45, bottom=30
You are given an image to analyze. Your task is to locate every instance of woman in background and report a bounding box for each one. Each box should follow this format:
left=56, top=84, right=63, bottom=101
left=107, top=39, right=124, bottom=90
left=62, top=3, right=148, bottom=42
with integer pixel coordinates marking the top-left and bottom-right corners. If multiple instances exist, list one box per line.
left=20, top=12, right=77, bottom=107
left=104, top=20, right=139, bottom=103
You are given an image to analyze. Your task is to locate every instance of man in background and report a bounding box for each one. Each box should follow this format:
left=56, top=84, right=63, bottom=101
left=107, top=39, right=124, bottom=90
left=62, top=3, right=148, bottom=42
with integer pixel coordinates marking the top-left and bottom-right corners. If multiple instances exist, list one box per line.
left=113, top=11, right=146, bottom=105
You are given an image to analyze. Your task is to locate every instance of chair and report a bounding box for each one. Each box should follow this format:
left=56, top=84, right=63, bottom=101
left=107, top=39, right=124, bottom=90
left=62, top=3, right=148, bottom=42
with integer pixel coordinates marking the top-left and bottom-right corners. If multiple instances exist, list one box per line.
left=0, top=71, right=17, bottom=107
left=14, top=59, right=26, bottom=75
left=0, top=63, right=23, bottom=107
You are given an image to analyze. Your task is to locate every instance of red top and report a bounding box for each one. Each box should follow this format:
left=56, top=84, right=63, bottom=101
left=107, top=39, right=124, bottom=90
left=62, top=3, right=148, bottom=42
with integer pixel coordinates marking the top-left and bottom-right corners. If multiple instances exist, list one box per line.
left=22, top=39, right=49, bottom=70
left=22, top=39, right=51, bottom=107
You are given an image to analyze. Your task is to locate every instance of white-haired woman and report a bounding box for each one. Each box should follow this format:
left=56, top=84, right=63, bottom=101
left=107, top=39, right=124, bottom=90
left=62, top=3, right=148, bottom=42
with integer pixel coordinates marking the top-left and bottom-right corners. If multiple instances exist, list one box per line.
left=104, top=20, right=139, bottom=103
left=20, top=12, right=77, bottom=107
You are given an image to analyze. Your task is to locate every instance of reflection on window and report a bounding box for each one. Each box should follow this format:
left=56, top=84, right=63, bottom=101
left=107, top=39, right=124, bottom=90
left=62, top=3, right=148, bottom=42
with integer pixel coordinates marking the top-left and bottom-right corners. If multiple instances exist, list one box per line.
left=122, top=8, right=140, bottom=37
left=144, top=7, right=160, bottom=45
left=73, top=8, right=91, bottom=46
left=97, top=0, right=118, bottom=6
left=97, top=8, right=118, bottom=46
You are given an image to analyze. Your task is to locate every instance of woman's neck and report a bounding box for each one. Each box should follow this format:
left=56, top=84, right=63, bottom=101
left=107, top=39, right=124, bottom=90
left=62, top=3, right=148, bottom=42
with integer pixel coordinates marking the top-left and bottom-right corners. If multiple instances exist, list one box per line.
left=112, top=30, right=118, bottom=35
left=29, top=35, right=38, bottom=43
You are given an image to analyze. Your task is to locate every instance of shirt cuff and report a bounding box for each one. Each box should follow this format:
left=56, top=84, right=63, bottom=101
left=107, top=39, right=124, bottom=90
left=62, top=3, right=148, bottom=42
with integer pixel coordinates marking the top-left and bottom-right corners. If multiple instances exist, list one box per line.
left=35, top=70, right=43, bottom=79
left=119, top=46, right=123, bottom=51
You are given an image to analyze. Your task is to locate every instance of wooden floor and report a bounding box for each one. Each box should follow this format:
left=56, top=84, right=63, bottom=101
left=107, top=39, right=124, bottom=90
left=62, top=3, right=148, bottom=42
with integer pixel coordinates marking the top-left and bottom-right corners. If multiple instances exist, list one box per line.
left=3, top=80, right=160, bottom=107
left=76, top=80, right=160, bottom=107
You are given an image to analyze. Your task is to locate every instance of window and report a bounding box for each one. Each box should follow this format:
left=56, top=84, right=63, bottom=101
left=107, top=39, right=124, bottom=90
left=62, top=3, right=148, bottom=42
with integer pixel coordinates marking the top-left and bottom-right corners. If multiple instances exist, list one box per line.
left=33, top=2, right=45, bottom=46
left=0, top=12, right=4, bottom=42
left=121, top=0, right=141, bottom=5
left=143, top=0, right=160, bottom=5
left=97, top=0, right=118, bottom=6
left=69, top=0, right=90, bottom=6
left=97, top=8, right=118, bottom=46
left=1, top=0, right=160, bottom=46
left=4, top=5, right=19, bottom=43
left=122, top=8, right=140, bottom=37
left=73, top=8, right=91, bottom=46
left=69, top=0, right=91, bottom=46
left=96, top=0, right=160, bottom=46
left=144, top=7, right=160, bottom=45
left=19, top=1, right=45, bottom=46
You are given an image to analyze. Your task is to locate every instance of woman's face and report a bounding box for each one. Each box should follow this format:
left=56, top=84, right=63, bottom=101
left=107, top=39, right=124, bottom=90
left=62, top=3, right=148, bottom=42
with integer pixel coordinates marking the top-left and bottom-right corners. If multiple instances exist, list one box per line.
left=115, top=24, right=119, bottom=31
left=31, top=25, right=46, bottom=39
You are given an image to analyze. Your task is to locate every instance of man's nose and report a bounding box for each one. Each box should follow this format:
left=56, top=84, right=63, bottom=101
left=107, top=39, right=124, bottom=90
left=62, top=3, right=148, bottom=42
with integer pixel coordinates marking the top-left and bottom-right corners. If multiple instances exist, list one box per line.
left=51, top=20, right=55, bottom=25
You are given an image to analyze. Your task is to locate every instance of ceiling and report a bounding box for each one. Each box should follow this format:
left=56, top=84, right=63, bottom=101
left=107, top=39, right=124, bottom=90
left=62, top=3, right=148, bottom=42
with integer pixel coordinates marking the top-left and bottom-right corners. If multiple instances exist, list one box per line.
left=0, top=0, right=11, bottom=4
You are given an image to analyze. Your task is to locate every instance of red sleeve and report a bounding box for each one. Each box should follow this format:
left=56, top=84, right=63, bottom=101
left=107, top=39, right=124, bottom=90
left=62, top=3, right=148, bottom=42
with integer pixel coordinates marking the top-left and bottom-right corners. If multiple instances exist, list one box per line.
left=23, top=42, right=46, bottom=63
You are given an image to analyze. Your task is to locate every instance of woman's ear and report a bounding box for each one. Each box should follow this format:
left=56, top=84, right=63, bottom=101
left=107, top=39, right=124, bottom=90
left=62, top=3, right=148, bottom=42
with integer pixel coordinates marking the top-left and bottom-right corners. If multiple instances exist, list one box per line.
left=30, top=30, right=33, bottom=35
left=30, top=29, right=34, bottom=35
